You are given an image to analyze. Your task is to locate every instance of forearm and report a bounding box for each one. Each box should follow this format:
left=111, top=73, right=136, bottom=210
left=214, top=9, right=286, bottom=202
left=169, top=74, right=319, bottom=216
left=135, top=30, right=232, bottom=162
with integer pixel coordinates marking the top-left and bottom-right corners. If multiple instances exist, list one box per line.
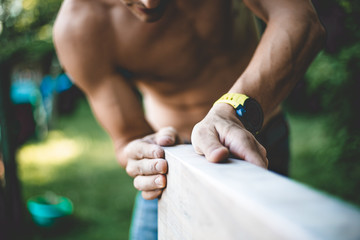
left=95, top=107, right=154, bottom=168
left=231, top=2, right=325, bottom=118
left=89, top=97, right=154, bottom=167
left=80, top=76, right=154, bottom=167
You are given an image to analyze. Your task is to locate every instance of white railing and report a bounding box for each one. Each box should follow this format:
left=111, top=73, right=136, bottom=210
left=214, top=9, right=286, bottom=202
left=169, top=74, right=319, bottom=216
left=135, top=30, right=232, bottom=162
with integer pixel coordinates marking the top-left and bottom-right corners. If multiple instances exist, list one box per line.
left=158, top=144, right=360, bottom=240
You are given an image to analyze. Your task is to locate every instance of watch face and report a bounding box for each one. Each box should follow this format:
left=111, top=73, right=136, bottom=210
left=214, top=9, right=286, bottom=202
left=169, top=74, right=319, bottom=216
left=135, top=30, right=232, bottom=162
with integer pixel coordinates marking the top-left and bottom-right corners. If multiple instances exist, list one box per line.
left=244, top=99, right=263, bottom=134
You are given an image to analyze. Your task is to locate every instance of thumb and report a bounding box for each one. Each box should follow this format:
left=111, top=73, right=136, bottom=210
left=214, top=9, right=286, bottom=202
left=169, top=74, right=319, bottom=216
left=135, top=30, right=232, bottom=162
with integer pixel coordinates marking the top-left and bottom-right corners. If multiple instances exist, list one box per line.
left=155, top=127, right=178, bottom=146
left=191, top=125, right=229, bottom=163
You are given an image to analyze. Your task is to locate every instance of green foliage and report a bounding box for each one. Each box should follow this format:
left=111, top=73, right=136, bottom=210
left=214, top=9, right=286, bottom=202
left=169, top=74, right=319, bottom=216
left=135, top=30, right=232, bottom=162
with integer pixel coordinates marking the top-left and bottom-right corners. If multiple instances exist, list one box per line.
left=0, top=0, right=62, bottom=63
left=285, top=0, right=360, bottom=205
left=336, top=0, right=360, bottom=41
left=288, top=113, right=360, bottom=206
left=306, top=43, right=360, bottom=114
left=302, top=0, right=360, bottom=198
left=305, top=42, right=360, bottom=145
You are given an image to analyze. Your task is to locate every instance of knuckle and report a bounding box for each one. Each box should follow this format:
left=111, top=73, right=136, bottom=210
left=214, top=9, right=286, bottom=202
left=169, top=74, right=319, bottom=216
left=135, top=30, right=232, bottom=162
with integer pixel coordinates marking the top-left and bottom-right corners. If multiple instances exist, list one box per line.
left=137, top=164, right=144, bottom=175
left=240, top=131, right=256, bottom=147
left=124, top=140, right=150, bottom=159
left=135, top=150, right=145, bottom=160
left=195, top=124, right=208, bottom=136
left=192, top=122, right=202, bottom=135
left=162, top=126, right=176, bottom=134
left=191, top=123, right=208, bottom=145
left=124, top=140, right=138, bottom=158
left=142, top=134, right=155, bottom=143
left=167, top=126, right=176, bottom=133
left=148, top=161, right=156, bottom=173
left=244, top=131, right=255, bottom=141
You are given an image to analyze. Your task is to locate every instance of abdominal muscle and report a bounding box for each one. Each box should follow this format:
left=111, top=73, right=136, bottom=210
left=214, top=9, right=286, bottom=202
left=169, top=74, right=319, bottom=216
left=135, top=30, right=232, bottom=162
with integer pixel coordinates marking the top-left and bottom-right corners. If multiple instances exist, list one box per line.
left=140, top=57, right=282, bottom=142
left=138, top=54, right=253, bottom=141
left=143, top=93, right=213, bottom=142
left=143, top=87, right=282, bottom=142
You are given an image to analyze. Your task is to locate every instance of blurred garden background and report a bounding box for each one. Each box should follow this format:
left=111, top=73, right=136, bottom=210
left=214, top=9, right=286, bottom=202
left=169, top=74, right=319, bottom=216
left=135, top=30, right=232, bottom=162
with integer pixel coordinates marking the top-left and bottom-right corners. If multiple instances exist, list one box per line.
left=0, top=0, right=359, bottom=239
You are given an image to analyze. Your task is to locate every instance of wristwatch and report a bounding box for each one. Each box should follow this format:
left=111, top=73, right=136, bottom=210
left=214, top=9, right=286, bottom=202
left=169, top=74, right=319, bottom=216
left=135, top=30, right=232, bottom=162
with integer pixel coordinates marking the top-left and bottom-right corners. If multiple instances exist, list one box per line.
left=214, top=93, right=264, bottom=134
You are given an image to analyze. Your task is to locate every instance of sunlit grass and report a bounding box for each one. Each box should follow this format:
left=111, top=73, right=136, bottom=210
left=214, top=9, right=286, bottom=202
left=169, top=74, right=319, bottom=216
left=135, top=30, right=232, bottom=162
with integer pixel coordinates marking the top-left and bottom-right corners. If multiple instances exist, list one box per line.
left=18, top=99, right=137, bottom=240
left=18, top=130, right=82, bottom=166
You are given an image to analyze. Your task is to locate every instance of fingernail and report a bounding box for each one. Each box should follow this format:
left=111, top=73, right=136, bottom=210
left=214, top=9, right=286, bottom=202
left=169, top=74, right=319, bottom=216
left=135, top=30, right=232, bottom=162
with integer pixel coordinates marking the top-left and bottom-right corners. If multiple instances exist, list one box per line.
left=155, top=176, right=162, bottom=186
left=155, top=161, right=163, bottom=172
left=159, top=136, right=174, bottom=145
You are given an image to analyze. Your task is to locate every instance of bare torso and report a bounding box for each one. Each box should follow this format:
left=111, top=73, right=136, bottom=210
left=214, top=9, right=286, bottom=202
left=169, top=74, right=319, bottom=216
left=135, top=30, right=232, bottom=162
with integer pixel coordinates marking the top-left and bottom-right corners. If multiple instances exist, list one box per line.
left=57, top=0, right=267, bottom=141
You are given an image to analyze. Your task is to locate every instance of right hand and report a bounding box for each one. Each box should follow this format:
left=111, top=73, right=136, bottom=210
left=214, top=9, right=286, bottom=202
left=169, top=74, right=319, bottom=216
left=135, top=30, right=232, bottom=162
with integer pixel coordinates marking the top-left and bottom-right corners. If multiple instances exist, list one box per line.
left=191, top=103, right=268, bottom=167
left=123, top=127, right=179, bottom=200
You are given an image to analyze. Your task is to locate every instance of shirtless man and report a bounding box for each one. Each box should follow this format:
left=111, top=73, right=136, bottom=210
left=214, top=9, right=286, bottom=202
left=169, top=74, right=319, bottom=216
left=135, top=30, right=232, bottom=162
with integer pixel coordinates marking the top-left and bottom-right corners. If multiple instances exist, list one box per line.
left=53, top=0, right=325, bottom=238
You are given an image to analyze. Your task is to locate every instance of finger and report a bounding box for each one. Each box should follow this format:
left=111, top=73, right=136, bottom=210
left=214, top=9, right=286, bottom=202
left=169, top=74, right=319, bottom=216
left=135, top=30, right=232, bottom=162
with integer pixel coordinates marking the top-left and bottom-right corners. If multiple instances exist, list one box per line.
left=124, top=140, right=164, bottom=160
left=191, top=124, right=229, bottom=163
left=227, top=130, right=268, bottom=168
left=242, top=148, right=268, bottom=168
left=126, top=159, right=168, bottom=177
left=133, top=174, right=166, bottom=191
left=142, top=190, right=163, bottom=200
left=254, top=142, right=268, bottom=168
left=257, top=142, right=268, bottom=162
left=156, top=127, right=178, bottom=146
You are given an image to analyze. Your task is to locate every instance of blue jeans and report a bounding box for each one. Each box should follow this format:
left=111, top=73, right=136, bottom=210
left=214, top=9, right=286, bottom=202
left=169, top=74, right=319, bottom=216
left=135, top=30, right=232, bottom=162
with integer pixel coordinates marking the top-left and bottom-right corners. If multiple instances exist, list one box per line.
left=129, top=192, right=158, bottom=240
left=129, top=113, right=290, bottom=240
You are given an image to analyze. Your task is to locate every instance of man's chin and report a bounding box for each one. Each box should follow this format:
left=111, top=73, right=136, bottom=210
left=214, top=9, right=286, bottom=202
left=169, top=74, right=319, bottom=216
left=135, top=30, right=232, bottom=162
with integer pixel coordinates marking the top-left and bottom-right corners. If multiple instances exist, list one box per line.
left=132, top=1, right=168, bottom=23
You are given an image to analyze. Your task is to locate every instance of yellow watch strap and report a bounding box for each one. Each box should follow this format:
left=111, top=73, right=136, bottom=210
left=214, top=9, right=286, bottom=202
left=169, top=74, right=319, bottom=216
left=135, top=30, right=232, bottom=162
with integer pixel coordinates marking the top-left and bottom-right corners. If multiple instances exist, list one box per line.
left=214, top=93, right=249, bottom=109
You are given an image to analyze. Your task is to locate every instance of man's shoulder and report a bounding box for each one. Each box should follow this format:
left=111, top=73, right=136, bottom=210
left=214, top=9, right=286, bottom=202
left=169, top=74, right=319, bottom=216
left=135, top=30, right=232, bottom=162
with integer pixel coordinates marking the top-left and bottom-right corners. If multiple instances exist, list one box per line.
left=53, top=0, right=119, bottom=86
left=54, top=0, right=113, bottom=45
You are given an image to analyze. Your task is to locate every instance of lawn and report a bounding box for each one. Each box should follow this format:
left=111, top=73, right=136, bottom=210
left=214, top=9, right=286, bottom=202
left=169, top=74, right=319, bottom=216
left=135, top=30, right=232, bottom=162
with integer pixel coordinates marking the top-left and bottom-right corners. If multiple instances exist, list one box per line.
left=288, top=112, right=360, bottom=207
left=16, top=98, right=360, bottom=239
left=17, top=99, right=137, bottom=240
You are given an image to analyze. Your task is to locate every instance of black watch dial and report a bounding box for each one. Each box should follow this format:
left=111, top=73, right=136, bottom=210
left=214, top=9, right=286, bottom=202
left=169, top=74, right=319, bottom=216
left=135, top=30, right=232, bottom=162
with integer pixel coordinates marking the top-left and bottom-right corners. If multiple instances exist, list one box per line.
left=243, top=98, right=263, bottom=134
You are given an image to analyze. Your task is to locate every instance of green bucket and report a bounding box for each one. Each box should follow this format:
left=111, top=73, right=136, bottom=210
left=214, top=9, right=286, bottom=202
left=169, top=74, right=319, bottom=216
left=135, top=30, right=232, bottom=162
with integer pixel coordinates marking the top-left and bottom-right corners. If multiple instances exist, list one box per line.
left=27, top=193, right=73, bottom=227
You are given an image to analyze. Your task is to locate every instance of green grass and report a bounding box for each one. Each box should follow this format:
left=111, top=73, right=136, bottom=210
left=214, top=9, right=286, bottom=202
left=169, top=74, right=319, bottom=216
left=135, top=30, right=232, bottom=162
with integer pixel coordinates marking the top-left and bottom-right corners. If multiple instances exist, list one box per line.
left=17, top=99, right=360, bottom=239
left=288, top=112, right=360, bottom=206
left=17, top=99, right=137, bottom=240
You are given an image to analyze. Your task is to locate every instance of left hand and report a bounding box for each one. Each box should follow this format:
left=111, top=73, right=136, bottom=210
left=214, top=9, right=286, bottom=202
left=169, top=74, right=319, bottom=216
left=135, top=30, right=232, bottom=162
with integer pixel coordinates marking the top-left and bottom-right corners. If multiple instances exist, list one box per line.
left=124, top=127, right=180, bottom=200
left=191, top=103, right=268, bottom=168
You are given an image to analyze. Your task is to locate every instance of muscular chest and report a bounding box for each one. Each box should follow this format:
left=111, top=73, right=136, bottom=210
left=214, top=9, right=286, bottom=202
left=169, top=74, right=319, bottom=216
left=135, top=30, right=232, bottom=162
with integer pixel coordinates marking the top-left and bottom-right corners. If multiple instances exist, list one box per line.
left=112, top=1, right=257, bottom=81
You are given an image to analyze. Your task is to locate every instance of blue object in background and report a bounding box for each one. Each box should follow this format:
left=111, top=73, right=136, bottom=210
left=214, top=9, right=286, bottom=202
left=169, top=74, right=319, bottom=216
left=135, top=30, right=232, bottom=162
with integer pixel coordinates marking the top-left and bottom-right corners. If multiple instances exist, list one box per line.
left=55, top=73, right=73, bottom=93
left=40, top=75, right=56, bottom=99
left=27, top=194, right=73, bottom=227
left=40, top=75, right=56, bottom=122
left=10, top=80, right=40, bottom=105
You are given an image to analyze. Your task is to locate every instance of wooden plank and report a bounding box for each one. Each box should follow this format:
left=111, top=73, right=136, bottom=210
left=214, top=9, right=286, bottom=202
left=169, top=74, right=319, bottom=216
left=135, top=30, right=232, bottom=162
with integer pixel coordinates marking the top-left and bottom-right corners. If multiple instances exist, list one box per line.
left=158, top=144, right=360, bottom=240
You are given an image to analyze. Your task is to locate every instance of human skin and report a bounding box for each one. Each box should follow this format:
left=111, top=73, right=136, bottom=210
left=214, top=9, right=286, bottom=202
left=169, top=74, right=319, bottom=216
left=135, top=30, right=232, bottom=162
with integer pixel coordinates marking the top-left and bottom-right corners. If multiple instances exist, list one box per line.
left=53, top=0, right=325, bottom=199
